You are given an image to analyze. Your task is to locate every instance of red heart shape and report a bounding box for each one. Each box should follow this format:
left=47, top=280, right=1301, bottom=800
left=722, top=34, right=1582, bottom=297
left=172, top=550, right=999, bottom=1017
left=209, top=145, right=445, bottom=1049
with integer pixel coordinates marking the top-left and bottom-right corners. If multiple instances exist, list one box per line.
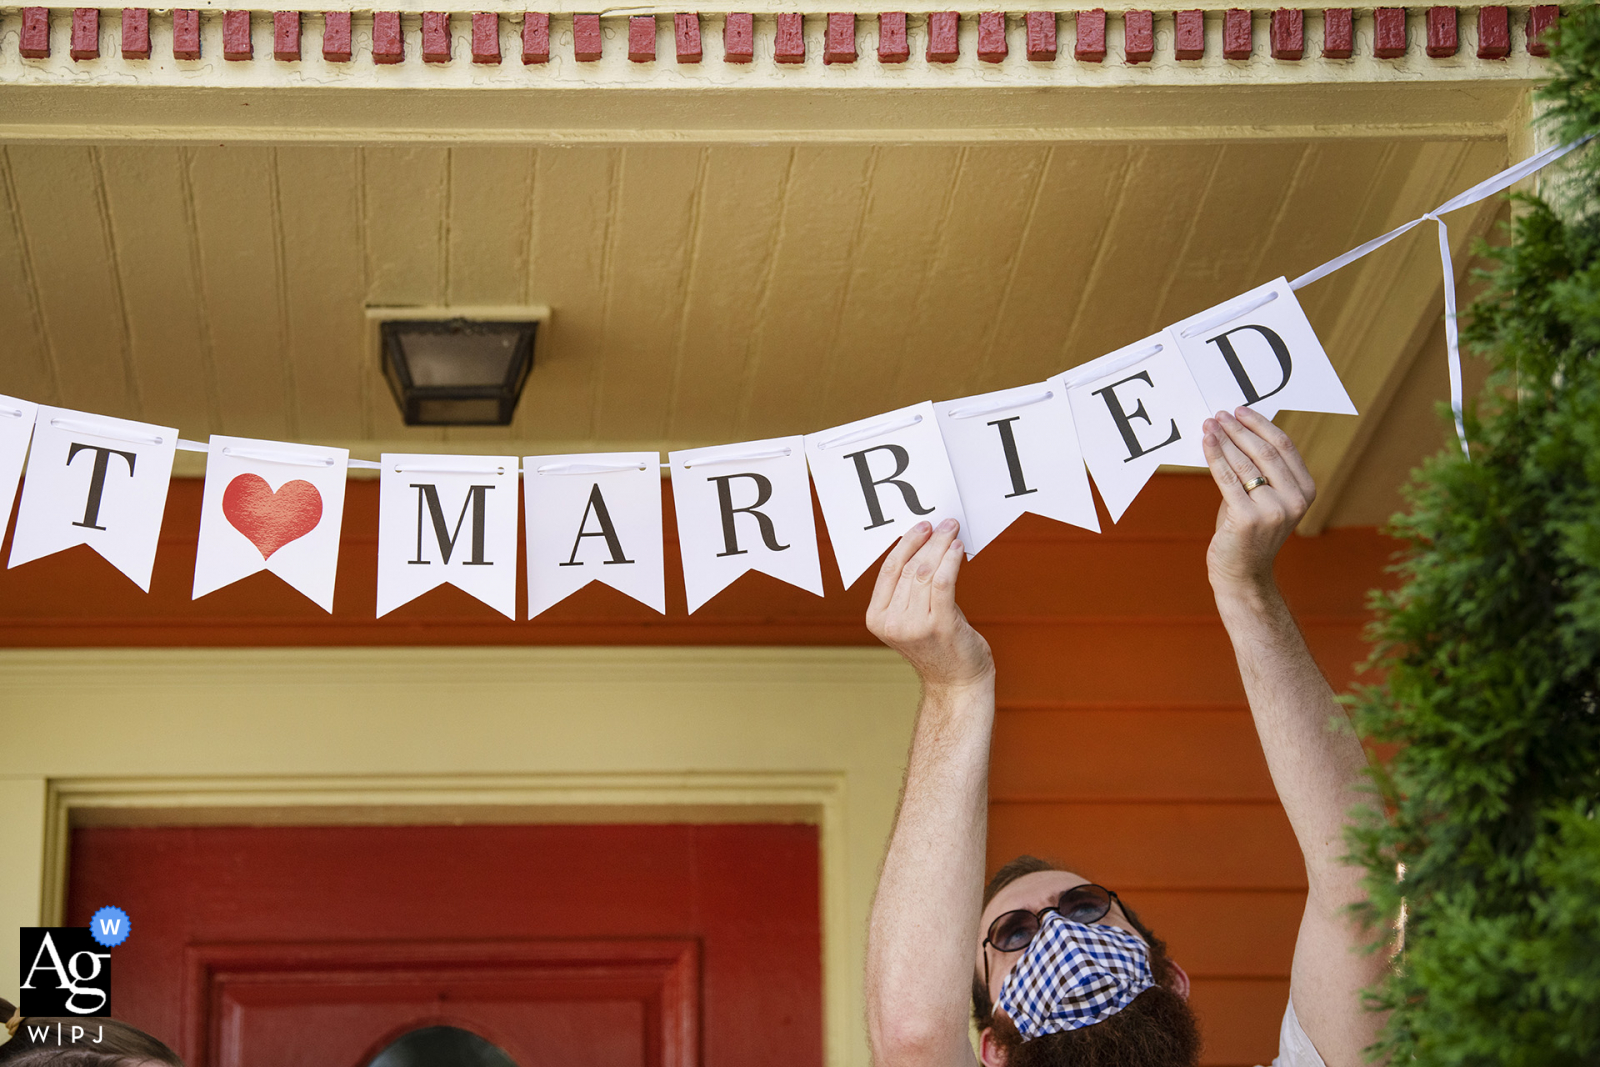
left=222, top=474, right=324, bottom=560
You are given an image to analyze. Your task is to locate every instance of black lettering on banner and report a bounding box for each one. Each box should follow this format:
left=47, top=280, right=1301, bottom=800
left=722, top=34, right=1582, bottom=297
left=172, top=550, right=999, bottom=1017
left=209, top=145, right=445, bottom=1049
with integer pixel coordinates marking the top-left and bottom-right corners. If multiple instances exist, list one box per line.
left=843, top=444, right=936, bottom=530
left=987, top=416, right=1037, bottom=499
left=1091, top=371, right=1182, bottom=463
left=409, top=483, right=495, bottom=566
left=708, top=473, right=789, bottom=557
left=18, top=928, right=111, bottom=1017
left=1206, top=324, right=1292, bottom=405
left=560, top=483, right=635, bottom=567
left=66, top=443, right=137, bottom=531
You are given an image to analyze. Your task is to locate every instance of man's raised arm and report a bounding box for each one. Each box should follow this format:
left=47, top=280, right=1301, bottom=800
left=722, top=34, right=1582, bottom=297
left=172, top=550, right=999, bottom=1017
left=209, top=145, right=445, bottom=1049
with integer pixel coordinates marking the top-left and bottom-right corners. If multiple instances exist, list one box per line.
left=1202, top=407, right=1388, bottom=1067
left=864, top=519, right=995, bottom=1067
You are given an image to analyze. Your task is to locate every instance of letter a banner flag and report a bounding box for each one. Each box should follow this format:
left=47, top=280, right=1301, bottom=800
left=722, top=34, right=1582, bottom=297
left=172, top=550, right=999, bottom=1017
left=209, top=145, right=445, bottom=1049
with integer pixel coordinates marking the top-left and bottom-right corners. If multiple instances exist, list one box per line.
left=524, top=452, right=665, bottom=618
left=805, top=401, right=966, bottom=588
left=0, top=394, right=39, bottom=535
left=9, top=406, right=178, bottom=591
left=1171, top=277, right=1357, bottom=419
left=935, top=383, right=1099, bottom=555
left=192, top=436, right=351, bottom=611
left=1062, top=333, right=1212, bottom=524
left=669, top=435, right=823, bottom=613
left=376, top=453, right=519, bottom=619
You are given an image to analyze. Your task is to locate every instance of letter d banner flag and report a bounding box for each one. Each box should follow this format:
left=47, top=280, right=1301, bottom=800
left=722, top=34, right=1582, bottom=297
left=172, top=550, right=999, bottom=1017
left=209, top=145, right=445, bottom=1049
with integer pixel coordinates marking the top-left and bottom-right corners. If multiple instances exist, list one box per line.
left=669, top=436, right=823, bottom=613
left=376, top=453, right=519, bottom=618
left=9, top=406, right=178, bottom=591
left=525, top=452, right=665, bottom=618
left=1171, top=277, right=1357, bottom=419
left=805, top=401, right=966, bottom=589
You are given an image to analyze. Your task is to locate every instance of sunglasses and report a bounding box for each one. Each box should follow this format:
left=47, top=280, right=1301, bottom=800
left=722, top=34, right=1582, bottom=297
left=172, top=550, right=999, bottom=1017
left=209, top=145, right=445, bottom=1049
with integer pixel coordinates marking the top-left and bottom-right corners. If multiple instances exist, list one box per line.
left=981, top=883, right=1120, bottom=992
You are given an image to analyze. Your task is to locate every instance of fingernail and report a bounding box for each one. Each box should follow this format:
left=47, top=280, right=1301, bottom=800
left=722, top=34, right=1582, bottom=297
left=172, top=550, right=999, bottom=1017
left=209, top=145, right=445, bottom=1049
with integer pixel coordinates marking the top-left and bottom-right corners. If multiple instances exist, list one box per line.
left=914, top=521, right=932, bottom=533
left=952, top=540, right=965, bottom=554
left=1203, top=418, right=1217, bottom=433
left=1219, top=410, right=1237, bottom=423
left=938, top=518, right=958, bottom=533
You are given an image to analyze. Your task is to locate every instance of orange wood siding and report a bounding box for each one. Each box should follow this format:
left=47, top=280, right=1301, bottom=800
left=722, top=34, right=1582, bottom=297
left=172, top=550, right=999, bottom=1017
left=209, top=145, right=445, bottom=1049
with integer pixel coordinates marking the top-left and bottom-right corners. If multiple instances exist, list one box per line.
left=1, top=473, right=1393, bottom=1064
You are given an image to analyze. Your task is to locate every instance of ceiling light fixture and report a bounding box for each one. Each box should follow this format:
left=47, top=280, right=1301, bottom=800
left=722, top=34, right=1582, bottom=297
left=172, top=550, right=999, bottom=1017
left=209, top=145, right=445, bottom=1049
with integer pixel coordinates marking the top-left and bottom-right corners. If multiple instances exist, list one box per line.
left=379, top=317, right=538, bottom=427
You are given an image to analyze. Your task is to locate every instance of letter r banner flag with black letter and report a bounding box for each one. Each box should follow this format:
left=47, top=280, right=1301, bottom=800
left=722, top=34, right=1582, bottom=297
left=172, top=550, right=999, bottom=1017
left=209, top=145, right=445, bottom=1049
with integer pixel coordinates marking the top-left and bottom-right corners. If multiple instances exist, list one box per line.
left=376, top=453, right=519, bottom=619
left=669, top=435, right=823, bottom=613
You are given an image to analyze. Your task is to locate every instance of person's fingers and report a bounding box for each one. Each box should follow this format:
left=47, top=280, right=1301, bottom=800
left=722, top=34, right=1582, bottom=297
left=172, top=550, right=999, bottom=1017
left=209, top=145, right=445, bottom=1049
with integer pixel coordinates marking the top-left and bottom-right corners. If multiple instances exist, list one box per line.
left=869, top=521, right=932, bottom=621
left=1232, top=406, right=1317, bottom=502
left=1203, top=423, right=1252, bottom=510
left=1215, top=409, right=1298, bottom=496
left=900, top=518, right=960, bottom=617
left=1212, top=422, right=1266, bottom=492
left=930, top=535, right=965, bottom=612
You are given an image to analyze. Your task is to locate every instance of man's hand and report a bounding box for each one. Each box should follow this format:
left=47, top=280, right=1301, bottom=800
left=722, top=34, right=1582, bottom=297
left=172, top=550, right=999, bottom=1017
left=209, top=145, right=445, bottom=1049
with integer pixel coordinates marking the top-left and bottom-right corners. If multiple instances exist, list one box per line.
left=1201, top=406, right=1318, bottom=595
left=866, top=518, right=994, bottom=693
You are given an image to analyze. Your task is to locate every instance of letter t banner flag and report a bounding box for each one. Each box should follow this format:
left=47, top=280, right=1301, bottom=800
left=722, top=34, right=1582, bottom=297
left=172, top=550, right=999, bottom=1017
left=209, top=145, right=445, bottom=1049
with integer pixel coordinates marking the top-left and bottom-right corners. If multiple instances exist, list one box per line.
left=8, top=406, right=178, bottom=591
left=668, top=435, right=823, bottom=613
left=805, top=401, right=966, bottom=589
left=524, top=452, right=666, bottom=618
left=1062, top=332, right=1212, bottom=525
left=1171, top=277, right=1357, bottom=419
left=192, top=436, right=351, bottom=611
left=376, top=453, right=519, bottom=619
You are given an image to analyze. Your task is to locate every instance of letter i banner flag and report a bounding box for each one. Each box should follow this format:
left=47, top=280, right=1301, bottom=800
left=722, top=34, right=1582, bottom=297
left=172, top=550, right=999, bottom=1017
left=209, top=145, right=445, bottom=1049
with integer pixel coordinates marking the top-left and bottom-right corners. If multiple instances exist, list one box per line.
left=935, top=383, right=1099, bottom=555
left=524, top=452, right=665, bottom=618
left=1061, top=333, right=1212, bottom=524
left=668, top=435, right=823, bottom=613
left=376, top=453, right=519, bottom=619
left=0, top=394, right=40, bottom=533
left=8, top=406, right=179, bottom=591
left=1171, top=277, right=1357, bottom=419
left=191, top=436, right=351, bottom=611
left=804, top=401, right=967, bottom=588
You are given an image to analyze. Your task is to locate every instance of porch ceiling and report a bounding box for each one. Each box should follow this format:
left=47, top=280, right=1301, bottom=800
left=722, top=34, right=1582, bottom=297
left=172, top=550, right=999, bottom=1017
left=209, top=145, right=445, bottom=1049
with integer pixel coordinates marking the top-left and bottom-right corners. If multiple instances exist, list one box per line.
left=0, top=137, right=1507, bottom=528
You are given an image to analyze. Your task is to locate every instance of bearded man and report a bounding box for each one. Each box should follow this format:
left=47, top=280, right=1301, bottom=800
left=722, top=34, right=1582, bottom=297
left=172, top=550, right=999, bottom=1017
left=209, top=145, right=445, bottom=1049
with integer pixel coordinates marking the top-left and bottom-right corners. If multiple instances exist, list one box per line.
left=863, top=407, right=1386, bottom=1067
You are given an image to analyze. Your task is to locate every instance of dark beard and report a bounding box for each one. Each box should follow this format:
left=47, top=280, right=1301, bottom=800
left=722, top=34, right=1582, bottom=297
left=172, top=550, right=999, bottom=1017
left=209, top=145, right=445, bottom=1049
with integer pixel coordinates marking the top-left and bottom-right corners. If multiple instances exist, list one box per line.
left=989, top=983, right=1201, bottom=1067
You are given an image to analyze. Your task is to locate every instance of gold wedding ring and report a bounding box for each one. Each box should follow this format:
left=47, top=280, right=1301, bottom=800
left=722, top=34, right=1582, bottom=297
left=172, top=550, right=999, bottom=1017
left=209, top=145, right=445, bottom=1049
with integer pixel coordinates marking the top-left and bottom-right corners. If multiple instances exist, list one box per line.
left=1242, top=476, right=1269, bottom=492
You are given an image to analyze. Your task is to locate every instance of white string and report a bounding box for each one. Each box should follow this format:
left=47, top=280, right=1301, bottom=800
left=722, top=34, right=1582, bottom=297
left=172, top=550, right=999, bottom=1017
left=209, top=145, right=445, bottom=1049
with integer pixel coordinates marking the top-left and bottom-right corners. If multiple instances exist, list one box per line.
left=1291, top=134, right=1594, bottom=458
left=946, top=390, right=1054, bottom=420
left=50, top=417, right=165, bottom=446
left=0, top=407, right=24, bottom=419
left=682, top=447, right=793, bottom=469
left=534, top=461, right=649, bottom=475
left=1060, top=342, right=1165, bottom=388
left=816, top=413, right=923, bottom=451
left=1178, top=290, right=1278, bottom=339
left=222, top=446, right=338, bottom=468
left=392, top=462, right=508, bottom=476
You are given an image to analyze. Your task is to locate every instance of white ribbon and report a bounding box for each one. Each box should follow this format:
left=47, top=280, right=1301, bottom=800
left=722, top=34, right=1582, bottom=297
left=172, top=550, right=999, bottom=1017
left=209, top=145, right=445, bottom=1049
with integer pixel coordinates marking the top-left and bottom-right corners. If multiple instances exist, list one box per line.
left=1291, top=135, right=1594, bottom=459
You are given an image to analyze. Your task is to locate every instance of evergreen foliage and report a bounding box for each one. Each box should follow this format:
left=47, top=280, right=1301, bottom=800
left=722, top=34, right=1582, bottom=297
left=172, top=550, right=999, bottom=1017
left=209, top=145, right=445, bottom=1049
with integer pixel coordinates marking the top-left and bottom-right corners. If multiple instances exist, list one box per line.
left=1347, top=8, right=1600, bottom=1063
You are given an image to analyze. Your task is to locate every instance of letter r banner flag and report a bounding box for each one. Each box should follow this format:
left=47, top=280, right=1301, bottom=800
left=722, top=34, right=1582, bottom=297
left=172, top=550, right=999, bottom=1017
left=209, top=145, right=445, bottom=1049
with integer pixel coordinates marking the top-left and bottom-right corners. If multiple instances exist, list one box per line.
left=668, top=436, right=823, bottom=613
left=524, top=452, right=665, bottom=619
left=376, top=453, right=519, bottom=619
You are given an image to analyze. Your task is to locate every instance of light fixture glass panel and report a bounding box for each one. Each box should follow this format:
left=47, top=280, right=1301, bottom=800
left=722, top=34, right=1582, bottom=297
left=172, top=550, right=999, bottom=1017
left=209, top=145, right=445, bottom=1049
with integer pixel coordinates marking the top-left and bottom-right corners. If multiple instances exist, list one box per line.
left=379, top=317, right=538, bottom=427
left=400, top=331, right=522, bottom=388
left=413, top=397, right=504, bottom=424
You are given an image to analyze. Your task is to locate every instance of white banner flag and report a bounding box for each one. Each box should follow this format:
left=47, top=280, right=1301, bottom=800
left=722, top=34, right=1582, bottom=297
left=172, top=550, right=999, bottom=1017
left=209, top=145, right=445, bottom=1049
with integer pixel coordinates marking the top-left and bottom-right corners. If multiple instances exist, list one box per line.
left=1062, top=332, right=1212, bottom=524
left=0, top=394, right=39, bottom=536
left=805, top=401, right=967, bottom=589
left=669, top=436, right=823, bottom=613
left=935, top=383, right=1099, bottom=555
left=8, top=406, right=178, bottom=591
left=525, top=452, right=665, bottom=618
left=376, top=453, right=518, bottom=619
left=1171, top=277, right=1357, bottom=419
left=192, top=436, right=350, bottom=611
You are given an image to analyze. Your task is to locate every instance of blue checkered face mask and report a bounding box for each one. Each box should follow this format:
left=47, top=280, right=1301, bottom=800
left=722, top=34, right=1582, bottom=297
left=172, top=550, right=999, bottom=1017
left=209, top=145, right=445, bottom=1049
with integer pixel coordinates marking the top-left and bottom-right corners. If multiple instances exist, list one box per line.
left=992, top=912, right=1156, bottom=1038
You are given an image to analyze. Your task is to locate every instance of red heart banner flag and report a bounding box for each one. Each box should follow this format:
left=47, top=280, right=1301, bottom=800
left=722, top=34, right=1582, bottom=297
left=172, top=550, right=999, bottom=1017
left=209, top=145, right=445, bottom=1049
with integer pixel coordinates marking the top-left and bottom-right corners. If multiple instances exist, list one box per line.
left=8, top=406, right=178, bottom=591
left=192, top=436, right=351, bottom=611
left=0, top=394, right=39, bottom=540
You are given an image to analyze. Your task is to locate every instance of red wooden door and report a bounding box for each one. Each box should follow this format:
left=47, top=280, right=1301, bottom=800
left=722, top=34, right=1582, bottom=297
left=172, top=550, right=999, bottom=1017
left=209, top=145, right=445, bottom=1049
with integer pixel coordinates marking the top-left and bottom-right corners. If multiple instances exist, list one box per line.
left=66, top=824, right=823, bottom=1067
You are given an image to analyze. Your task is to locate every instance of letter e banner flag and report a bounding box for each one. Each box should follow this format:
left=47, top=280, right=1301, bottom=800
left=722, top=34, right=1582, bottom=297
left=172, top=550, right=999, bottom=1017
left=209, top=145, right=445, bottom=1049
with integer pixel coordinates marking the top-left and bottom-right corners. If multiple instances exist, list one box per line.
left=935, top=382, right=1099, bottom=555
left=525, top=452, right=665, bottom=618
left=1062, top=332, right=1212, bottom=524
left=0, top=394, right=39, bottom=538
left=1171, top=277, right=1357, bottom=419
left=192, top=436, right=351, bottom=611
left=805, top=401, right=966, bottom=588
left=376, top=453, right=519, bottom=619
left=9, top=406, right=178, bottom=591
left=669, top=435, right=823, bottom=613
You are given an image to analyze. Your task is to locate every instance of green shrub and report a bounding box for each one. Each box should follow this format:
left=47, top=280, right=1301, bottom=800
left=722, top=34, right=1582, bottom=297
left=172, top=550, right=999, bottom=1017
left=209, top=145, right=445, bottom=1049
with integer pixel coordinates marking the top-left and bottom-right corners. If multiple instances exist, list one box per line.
left=1347, top=8, right=1600, bottom=1063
